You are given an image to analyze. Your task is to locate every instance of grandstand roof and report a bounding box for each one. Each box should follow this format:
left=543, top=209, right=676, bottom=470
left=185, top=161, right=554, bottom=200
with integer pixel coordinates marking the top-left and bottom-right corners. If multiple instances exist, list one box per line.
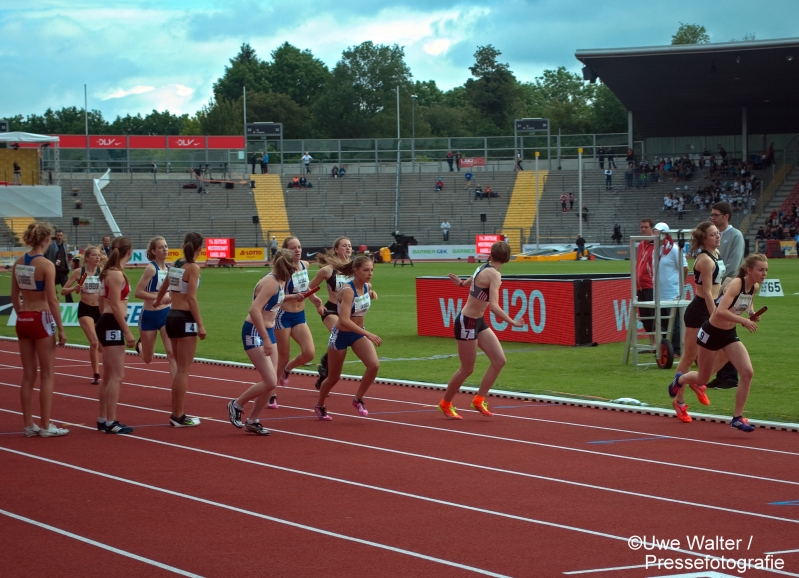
left=575, top=38, right=799, bottom=138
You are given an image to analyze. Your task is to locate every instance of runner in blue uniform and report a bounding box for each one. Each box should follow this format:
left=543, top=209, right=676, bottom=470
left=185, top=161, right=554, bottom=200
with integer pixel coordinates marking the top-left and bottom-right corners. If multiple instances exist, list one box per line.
left=227, top=249, right=294, bottom=435
left=313, top=254, right=381, bottom=421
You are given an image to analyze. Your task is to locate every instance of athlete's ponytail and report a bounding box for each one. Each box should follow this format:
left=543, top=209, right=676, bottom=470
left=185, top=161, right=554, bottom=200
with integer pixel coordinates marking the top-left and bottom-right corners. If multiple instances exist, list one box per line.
left=317, top=253, right=371, bottom=277
left=737, top=253, right=767, bottom=280
left=182, top=232, right=203, bottom=264
left=690, top=221, right=715, bottom=254
left=100, top=236, right=132, bottom=284
left=271, top=249, right=295, bottom=282
left=22, top=221, right=53, bottom=248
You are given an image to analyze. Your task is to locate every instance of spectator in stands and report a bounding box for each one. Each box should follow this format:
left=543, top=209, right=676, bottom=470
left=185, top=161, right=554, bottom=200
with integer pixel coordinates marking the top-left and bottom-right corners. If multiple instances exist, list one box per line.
left=575, top=234, right=586, bottom=259
left=677, top=198, right=685, bottom=220
left=625, top=163, right=634, bottom=188
left=270, top=236, right=278, bottom=261
left=13, top=161, right=21, bottom=185
left=455, top=151, right=462, bottom=171
left=45, top=229, right=73, bottom=303
left=718, top=146, right=727, bottom=162
left=604, top=168, right=612, bottom=190
left=331, top=166, right=339, bottom=178
left=755, top=227, right=766, bottom=252
left=441, top=220, right=450, bottom=241
left=569, top=193, right=575, bottom=210
left=338, top=167, right=346, bottom=178
left=607, top=147, right=616, bottom=168
left=291, top=176, right=299, bottom=188
left=463, top=171, right=473, bottom=190
left=474, top=184, right=484, bottom=200
left=515, top=153, right=523, bottom=171
left=626, top=148, right=634, bottom=163
left=581, top=205, right=589, bottom=223
left=301, top=152, right=313, bottom=174
left=151, top=162, right=157, bottom=183
left=560, top=194, right=567, bottom=212
left=611, top=225, right=623, bottom=245
left=261, top=152, right=269, bottom=174
left=435, top=177, right=443, bottom=191
left=298, top=176, right=307, bottom=189
left=597, top=146, right=605, bottom=170
left=250, top=153, right=258, bottom=174
left=101, top=235, right=112, bottom=258
left=485, top=185, right=497, bottom=198
left=446, top=151, right=454, bottom=172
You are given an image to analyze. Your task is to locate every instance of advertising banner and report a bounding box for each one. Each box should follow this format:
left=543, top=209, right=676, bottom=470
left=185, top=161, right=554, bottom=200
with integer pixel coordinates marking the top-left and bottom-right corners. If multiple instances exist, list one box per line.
left=55, top=135, right=89, bottom=148
left=129, top=136, right=167, bottom=149
left=206, top=238, right=234, bottom=259
left=208, top=136, right=245, bottom=149
left=168, top=136, right=205, bottom=149
left=167, top=248, right=206, bottom=263
left=235, top=247, right=266, bottom=261
left=90, top=136, right=126, bottom=149
left=129, top=249, right=148, bottom=265
left=416, top=277, right=574, bottom=345
left=476, top=235, right=502, bottom=255
left=8, top=302, right=144, bottom=328
left=408, top=245, right=479, bottom=260
left=460, top=157, right=486, bottom=167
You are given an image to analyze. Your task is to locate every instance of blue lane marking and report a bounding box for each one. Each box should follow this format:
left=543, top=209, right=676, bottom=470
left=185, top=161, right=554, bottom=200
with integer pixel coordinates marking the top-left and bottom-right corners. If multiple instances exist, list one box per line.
left=769, top=500, right=799, bottom=506
left=588, top=436, right=669, bottom=445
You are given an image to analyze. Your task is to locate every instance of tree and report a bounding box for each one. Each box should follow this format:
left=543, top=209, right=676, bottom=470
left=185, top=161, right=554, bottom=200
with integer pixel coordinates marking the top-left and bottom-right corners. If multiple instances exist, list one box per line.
left=10, top=107, right=107, bottom=134
left=108, top=110, right=187, bottom=135
left=671, top=23, right=710, bottom=45
left=266, top=43, right=330, bottom=108
left=196, top=98, right=242, bottom=135
left=526, top=67, right=596, bottom=134
left=245, top=92, right=309, bottom=139
left=589, top=83, right=627, bottom=134
left=464, top=45, right=521, bottom=132
left=213, top=43, right=271, bottom=102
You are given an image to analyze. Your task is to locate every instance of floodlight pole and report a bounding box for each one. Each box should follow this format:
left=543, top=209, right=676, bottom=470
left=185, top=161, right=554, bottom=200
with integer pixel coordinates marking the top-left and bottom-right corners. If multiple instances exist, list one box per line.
left=535, top=152, right=540, bottom=250
left=578, top=148, right=583, bottom=238
left=411, top=95, right=417, bottom=171
left=84, top=84, right=90, bottom=173
left=243, top=86, right=247, bottom=178
left=394, top=86, right=400, bottom=229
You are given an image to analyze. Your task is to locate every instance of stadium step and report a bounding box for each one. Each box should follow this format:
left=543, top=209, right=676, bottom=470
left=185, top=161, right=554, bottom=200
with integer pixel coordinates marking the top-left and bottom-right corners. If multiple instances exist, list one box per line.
left=501, top=171, right=549, bottom=253
left=251, top=174, right=292, bottom=246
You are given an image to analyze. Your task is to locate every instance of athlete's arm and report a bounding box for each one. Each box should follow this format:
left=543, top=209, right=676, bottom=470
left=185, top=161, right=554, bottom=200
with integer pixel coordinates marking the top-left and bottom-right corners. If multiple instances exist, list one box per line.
left=153, top=270, right=170, bottom=308
left=447, top=273, right=469, bottom=287
left=249, top=277, right=276, bottom=355
left=748, top=285, right=761, bottom=322
left=306, top=265, right=332, bottom=292
left=134, top=263, right=158, bottom=300
left=184, top=264, right=206, bottom=339
left=42, top=260, right=66, bottom=345
left=487, top=270, right=522, bottom=327
left=62, top=268, right=82, bottom=296
left=695, top=255, right=717, bottom=316
left=714, top=278, right=756, bottom=331
left=10, top=261, right=21, bottom=313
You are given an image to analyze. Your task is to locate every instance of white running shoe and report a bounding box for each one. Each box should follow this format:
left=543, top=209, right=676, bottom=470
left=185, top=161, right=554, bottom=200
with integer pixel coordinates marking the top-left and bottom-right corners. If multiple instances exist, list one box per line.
left=39, top=423, right=69, bottom=437
left=24, top=424, right=40, bottom=437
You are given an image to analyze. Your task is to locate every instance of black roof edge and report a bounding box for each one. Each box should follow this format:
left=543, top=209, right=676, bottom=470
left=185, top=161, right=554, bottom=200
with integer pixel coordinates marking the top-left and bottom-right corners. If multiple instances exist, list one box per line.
left=575, top=37, right=799, bottom=61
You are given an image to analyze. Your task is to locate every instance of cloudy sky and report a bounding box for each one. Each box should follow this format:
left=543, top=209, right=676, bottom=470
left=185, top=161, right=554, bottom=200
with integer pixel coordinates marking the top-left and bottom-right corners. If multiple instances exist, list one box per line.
left=1, top=1, right=796, bottom=120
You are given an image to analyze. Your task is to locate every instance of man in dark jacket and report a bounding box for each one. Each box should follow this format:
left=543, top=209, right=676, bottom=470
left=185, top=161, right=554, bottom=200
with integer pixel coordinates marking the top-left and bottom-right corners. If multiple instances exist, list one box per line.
left=45, top=229, right=73, bottom=302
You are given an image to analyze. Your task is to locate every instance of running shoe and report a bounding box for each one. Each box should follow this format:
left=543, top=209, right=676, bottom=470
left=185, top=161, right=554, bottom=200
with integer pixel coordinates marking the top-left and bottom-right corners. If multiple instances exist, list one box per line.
left=352, top=398, right=368, bottom=417
left=471, top=399, right=493, bottom=417
left=92, top=373, right=100, bottom=385
left=667, top=372, right=683, bottom=398
left=104, top=420, right=134, bottom=435
left=267, top=395, right=279, bottom=409
left=438, top=402, right=463, bottom=420
left=244, top=421, right=271, bottom=436
left=673, top=400, right=692, bottom=423
left=23, top=424, right=40, bottom=438
left=731, top=416, right=755, bottom=433
left=689, top=383, right=710, bottom=406
left=169, top=414, right=201, bottom=427
left=39, top=423, right=69, bottom=437
left=227, top=400, right=243, bottom=428
left=279, top=369, right=290, bottom=387
left=314, top=405, right=332, bottom=421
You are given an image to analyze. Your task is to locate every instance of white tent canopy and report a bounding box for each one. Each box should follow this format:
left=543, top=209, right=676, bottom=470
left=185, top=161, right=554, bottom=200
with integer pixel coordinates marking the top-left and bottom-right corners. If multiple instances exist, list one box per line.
left=0, top=131, right=59, bottom=143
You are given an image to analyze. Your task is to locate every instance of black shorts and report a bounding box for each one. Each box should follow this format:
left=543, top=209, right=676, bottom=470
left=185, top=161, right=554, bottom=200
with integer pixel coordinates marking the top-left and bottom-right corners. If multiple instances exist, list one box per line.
left=321, top=300, right=337, bottom=320
left=77, top=301, right=101, bottom=323
left=454, top=312, right=489, bottom=341
left=95, top=313, right=125, bottom=347
left=697, top=321, right=739, bottom=351
left=166, top=309, right=198, bottom=338
left=683, top=297, right=711, bottom=329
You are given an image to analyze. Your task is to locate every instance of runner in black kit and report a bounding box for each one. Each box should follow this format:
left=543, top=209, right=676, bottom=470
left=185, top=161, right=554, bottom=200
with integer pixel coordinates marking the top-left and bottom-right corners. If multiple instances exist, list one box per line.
left=669, top=254, right=768, bottom=432
left=62, top=244, right=104, bottom=384
left=438, top=241, right=523, bottom=419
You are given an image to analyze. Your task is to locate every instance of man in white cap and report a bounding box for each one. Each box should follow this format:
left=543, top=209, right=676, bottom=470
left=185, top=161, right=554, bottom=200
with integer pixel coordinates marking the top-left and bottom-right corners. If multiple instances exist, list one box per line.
left=653, top=222, right=688, bottom=357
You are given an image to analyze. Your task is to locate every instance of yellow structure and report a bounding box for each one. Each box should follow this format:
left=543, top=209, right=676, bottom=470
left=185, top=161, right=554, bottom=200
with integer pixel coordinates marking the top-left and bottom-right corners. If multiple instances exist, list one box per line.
left=515, top=252, right=577, bottom=262
left=0, top=149, right=39, bottom=185
left=499, top=169, right=548, bottom=253
left=250, top=174, right=291, bottom=247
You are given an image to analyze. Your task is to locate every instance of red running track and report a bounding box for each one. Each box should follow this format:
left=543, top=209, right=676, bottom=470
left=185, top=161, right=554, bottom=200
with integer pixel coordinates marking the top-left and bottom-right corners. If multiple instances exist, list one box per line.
left=1, top=341, right=798, bottom=577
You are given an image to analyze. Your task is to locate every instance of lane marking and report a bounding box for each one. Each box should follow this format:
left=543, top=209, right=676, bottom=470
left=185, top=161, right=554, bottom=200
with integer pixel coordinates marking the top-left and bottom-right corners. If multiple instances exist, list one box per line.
left=0, top=446, right=509, bottom=578
left=766, top=548, right=799, bottom=555
left=770, top=500, right=799, bottom=506
left=587, top=436, right=669, bottom=445
left=0, top=508, right=204, bottom=577
left=563, top=563, right=647, bottom=575
left=1, top=405, right=798, bottom=529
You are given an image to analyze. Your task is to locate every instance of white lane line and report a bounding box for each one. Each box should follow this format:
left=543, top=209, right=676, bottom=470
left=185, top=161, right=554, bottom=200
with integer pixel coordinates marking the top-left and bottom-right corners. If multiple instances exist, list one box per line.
left=563, top=563, right=647, bottom=575
left=1, top=404, right=797, bottom=529
left=0, top=446, right=509, bottom=578
left=0, top=507, right=203, bottom=577
left=766, top=549, right=799, bottom=555
left=6, top=347, right=795, bottom=459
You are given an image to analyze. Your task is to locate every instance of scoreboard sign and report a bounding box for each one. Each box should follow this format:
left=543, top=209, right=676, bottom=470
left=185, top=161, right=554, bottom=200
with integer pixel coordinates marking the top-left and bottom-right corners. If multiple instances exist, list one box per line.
left=246, top=122, right=282, bottom=136
left=476, top=234, right=502, bottom=255
left=0, top=120, right=8, bottom=133
left=206, top=238, right=234, bottom=259
left=515, top=118, right=549, bottom=132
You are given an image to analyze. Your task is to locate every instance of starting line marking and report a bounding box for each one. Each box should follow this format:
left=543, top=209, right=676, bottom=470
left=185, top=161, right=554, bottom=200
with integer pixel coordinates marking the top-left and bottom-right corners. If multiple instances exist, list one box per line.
left=0, top=508, right=203, bottom=577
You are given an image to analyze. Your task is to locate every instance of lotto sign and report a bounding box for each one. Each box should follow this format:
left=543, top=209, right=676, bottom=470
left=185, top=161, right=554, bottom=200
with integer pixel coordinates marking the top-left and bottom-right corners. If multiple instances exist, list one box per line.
left=759, top=279, right=784, bottom=297
left=167, top=248, right=206, bottom=262
left=206, top=238, right=234, bottom=259
left=236, top=247, right=266, bottom=261
left=476, top=235, right=502, bottom=256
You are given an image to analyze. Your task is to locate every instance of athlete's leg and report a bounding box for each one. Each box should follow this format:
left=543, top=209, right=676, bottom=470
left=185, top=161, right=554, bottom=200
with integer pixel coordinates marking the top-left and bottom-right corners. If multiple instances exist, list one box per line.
left=352, top=338, right=380, bottom=400
left=138, top=329, right=159, bottom=364
left=171, top=336, right=197, bottom=418
left=677, top=347, right=718, bottom=386
left=286, top=322, right=315, bottom=372
left=158, top=325, right=177, bottom=381
left=99, top=345, right=126, bottom=422
left=79, top=316, right=100, bottom=376
left=443, top=339, right=478, bottom=403
left=722, top=342, right=754, bottom=417
left=275, top=327, right=292, bottom=382
left=317, top=347, right=347, bottom=406
left=18, top=338, right=38, bottom=428
left=238, top=346, right=277, bottom=421
left=475, top=329, right=506, bottom=397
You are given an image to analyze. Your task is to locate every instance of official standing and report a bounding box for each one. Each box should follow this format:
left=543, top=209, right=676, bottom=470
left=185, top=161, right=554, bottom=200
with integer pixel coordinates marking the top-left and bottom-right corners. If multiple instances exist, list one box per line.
left=45, top=229, right=73, bottom=302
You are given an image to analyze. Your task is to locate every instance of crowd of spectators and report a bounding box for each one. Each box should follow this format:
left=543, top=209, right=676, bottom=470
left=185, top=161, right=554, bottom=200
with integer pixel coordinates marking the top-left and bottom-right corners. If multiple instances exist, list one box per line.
left=756, top=205, right=798, bottom=242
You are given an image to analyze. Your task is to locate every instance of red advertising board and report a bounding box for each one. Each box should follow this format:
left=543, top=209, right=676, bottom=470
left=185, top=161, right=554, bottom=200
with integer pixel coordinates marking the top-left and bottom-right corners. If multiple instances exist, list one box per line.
left=208, top=136, right=245, bottom=149
left=90, top=135, right=126, bottom=149
left=476, top=234, right=502, bottom=255
left=54, top=135, right=87, bottom=148
left=416, top=277, right=575, bottom=345
left=206, top=238, right=234, bottom=259
left=129, top=135, right=167, bottom=149
left=459, top=157, right=486, bottom=167
left=168, top=136, right=205, bottom=149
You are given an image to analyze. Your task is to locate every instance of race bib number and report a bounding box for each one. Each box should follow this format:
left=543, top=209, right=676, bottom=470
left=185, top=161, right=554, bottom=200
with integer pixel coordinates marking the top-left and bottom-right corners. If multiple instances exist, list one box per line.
left=168, top=268, right=185, bottom=291
left=335, top=275, right=353, bottom=292
left=185, top=322, right=198, bottom=333
left=731, top=294, right=753, bottom=314
left=245, top=333, right=263, bottom=347
left=697, top=327, right=710, bottom=344
left=716, top=260, right=727, bottom=281
left=291, top=269, right=309, bottom=293
left=15, top=265, right=37, bottom=291
left=106, top=329, right=122, bottom=341
left=156, top=269, right=169, bottom=290
left=353, top=291, right=370, bottom=315
left=82, top=275, right=100, bottom=294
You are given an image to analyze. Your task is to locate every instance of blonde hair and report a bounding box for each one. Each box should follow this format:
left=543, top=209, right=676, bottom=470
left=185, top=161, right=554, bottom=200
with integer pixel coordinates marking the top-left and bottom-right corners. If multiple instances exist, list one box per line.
left=737, top=253, right=767, bottom=280
left=271, top=249, right=295, bottom=282
left=22, top=222, right=53, bottom=247
left=146, top=236, right=167, bottom=261
left=81, top=245, right=102, bottom=269
left=317, top=253, right=371, bottom=277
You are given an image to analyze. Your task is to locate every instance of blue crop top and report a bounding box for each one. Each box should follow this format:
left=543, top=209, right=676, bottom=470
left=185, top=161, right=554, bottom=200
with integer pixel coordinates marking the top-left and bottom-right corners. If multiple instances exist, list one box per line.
left=286, top=262, right=310, bottom=295
left=15, top=254, right=45, bottom=291
left=337, top=281, right=370, bottom=317
left=145, top=261, right=169, bottom=293
left=255, top=275, right=285, bottom=312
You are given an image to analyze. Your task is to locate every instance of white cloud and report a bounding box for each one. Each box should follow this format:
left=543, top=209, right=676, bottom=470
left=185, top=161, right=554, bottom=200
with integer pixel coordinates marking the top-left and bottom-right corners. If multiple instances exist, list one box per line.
left=102, top=85, right=156, bottom=100
left=173, top=84, right=195, bottom=97
left=423, top=39, right=452, bottom=56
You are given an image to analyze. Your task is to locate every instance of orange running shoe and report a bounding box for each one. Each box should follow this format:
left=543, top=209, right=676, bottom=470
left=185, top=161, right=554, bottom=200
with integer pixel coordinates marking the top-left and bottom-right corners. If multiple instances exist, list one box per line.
left=689, top=383, right=710, bottom=406
left=673, top=399, right=692, bottom=423
left=438, top=401, right=463, bottom=420
left=470, top=398, right=493, bottom=417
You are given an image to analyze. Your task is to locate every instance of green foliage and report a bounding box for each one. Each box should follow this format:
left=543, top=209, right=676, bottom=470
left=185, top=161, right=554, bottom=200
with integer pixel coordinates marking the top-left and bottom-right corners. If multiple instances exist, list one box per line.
left=212, top=43, right=271, bottom=102
left=671, top=22, right=710, bottom=45
left=10, top=107, right=107, bottom=134
left=266, top=42, right=330, bottom=108
left=464, top=45, right=521, bottom=132
left=108, top=110, right=188, bottom=135
left=245, top=92, right=309, bottom=139
left=197, top=97, right=242, bottom=135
